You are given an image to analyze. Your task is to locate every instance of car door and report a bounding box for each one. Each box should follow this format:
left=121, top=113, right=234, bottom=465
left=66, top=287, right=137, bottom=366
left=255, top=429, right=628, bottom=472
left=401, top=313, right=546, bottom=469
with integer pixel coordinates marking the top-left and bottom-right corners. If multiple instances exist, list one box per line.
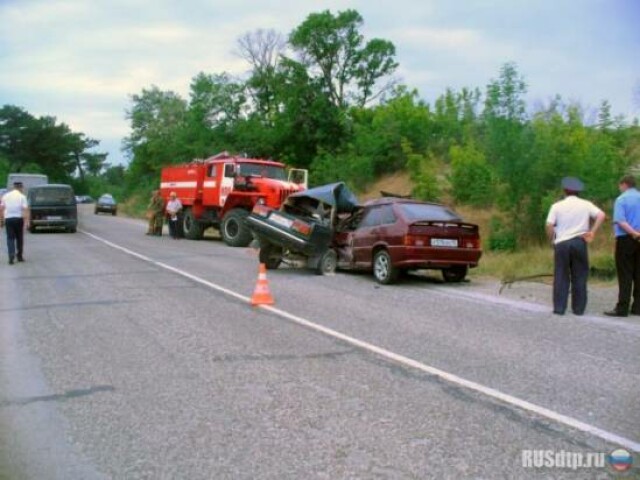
left=352, top=206, right=383, bottom=268
left=376, top=204, right=399, bottom=250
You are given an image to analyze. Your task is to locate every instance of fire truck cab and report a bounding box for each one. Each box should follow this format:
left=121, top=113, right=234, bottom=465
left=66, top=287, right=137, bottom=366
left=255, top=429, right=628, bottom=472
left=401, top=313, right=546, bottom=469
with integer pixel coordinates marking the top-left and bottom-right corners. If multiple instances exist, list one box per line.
left=160, top=152, right=307, bottom=246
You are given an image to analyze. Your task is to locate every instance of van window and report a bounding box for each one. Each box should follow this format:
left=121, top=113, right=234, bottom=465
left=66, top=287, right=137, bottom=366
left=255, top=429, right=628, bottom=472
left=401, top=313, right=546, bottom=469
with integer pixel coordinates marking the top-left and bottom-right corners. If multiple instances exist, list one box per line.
left=29, top=187, right=75, bottom=206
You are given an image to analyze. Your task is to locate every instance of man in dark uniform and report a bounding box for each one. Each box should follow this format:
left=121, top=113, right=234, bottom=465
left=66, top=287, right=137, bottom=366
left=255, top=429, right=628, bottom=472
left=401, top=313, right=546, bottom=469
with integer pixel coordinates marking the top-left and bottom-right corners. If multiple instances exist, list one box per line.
left=546, top=177, right=605, bottom=315
left=604, top=175, right=640, bottom=317
left=146, top=190, right=165, bottom=236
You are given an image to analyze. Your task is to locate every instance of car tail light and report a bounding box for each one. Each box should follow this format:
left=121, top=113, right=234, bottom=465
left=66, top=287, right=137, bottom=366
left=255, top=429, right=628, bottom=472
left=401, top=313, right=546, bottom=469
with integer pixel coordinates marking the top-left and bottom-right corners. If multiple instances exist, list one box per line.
left=404, top=234, right=428, bottom=247
left=292, top=219, right=312, bottom=236
left=252, top=204, right=270, bottom=217
left=464, top=237, right=480, bottom=249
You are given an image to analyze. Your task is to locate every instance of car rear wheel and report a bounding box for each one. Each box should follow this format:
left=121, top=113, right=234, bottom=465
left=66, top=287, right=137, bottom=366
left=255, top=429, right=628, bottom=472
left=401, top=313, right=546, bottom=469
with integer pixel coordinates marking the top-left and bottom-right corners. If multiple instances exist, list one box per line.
left=373, top=250, right=399, bottom=284
left=315, top=249, right=337, bottom=276
left=442, top=266, right=468, bottom=283
left=182, top=207, right=204, bottom=240
left=221, top=209, right=252, bottom=247
left=259, top=242, right=282, bottom=270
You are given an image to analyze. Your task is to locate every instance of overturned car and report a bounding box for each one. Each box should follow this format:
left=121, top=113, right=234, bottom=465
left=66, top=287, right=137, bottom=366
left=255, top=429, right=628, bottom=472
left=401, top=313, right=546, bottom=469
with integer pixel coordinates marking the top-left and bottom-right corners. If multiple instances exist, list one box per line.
left=247, top=183, right=482, bottom=284
left=246, top=182, right=358, bottom=275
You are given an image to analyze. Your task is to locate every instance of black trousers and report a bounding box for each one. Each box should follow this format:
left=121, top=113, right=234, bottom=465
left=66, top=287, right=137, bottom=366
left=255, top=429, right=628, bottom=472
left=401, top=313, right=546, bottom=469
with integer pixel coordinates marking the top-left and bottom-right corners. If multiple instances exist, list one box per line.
left=168, top=212, right=183, bottom=238
left=614, top=235, right=640, bottom=313
left=5, top=217, right=24, bottom=260
left=553, top=236, right=589, bottom=315
left=168, top=218, right=179, bottom=238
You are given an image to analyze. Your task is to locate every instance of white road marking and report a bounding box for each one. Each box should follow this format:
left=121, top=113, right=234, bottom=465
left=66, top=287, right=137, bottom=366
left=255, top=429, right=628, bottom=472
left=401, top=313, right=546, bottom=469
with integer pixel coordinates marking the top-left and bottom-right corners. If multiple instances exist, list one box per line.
left=81, top=229, right=640, bottom=452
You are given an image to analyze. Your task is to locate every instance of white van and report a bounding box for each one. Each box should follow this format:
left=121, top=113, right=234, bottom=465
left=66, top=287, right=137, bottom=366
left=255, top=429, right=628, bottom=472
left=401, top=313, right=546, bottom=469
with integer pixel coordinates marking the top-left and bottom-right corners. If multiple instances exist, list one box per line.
left=7, top=173, right=48, bottom=195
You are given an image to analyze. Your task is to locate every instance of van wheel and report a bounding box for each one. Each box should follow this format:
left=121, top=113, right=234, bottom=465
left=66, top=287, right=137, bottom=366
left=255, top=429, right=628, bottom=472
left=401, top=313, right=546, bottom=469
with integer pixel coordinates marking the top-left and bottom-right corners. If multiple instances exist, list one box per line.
left=442, top=266, right=468, bottom=283
left=259, top=242, right=282, bottom=269
left=221, top=209, right=252, bottom=247
left=373, top=250, right=399, bottom=284
left=182, top=207, right=204, bottom=240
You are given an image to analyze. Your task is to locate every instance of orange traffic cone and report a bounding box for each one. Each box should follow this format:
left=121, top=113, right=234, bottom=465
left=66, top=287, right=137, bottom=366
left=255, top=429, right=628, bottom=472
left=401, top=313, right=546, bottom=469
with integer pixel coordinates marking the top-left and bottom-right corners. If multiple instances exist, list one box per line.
left=251, top=263, right=275, bottom=306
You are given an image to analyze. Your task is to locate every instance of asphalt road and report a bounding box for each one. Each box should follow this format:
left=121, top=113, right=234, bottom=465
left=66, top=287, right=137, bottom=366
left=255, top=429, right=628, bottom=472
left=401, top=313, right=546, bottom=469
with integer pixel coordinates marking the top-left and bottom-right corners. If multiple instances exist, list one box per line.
left=0, top=205, right=638, bottom=479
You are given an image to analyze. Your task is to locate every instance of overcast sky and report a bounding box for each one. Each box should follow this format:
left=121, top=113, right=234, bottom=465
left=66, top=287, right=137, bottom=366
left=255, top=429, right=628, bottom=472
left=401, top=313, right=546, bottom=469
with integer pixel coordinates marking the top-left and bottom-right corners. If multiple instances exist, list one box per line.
left=1, top=0, right=638, bottom=166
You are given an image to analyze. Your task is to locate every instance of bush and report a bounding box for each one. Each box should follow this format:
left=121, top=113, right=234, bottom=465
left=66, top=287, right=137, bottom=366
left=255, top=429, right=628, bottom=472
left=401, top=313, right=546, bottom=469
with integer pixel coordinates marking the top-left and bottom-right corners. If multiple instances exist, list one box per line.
left=405, top=142, right=441, bottom=201
left=488, top=216, right=517, bottom=251
left=309, top=152, right=375, bottom=191
left=449, top=144, right=494, bottom=206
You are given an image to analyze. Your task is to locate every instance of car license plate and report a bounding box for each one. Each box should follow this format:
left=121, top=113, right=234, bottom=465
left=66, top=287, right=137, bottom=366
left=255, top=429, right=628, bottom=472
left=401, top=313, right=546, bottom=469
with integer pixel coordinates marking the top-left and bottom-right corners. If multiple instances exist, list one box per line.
left=431, top=238, right=458, bottom=247
left=270, top=213, right=293, bottom=228
left=47, top=216, right=62, bottom=220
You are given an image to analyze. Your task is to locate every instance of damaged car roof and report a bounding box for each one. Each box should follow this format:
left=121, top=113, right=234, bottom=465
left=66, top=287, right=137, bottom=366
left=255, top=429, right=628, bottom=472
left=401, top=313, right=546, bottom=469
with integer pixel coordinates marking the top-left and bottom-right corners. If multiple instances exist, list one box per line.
left=288, top=182, right=359, bottom=213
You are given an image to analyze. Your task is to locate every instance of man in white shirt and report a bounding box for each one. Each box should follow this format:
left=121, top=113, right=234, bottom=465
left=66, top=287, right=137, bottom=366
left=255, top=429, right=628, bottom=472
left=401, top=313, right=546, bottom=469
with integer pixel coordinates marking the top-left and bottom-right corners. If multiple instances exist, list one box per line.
left=545, top=177, right=605, bottom=315
left=0, top=181, right=30, bottom=264
left=165, top=191, right=183, bottom=239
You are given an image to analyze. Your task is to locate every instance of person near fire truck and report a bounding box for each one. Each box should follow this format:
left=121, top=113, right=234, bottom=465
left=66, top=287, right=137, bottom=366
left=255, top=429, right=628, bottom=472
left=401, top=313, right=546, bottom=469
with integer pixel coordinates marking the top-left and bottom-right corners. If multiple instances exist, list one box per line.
left=146, top=190, right=165, bottom=236
left=165, top=191, right=182, bottom=239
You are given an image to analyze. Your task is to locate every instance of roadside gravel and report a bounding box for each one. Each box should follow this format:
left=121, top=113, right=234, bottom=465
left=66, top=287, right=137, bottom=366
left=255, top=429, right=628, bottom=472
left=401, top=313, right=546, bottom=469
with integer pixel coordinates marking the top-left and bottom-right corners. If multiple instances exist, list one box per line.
left=467, top=276, right=624, bottom=318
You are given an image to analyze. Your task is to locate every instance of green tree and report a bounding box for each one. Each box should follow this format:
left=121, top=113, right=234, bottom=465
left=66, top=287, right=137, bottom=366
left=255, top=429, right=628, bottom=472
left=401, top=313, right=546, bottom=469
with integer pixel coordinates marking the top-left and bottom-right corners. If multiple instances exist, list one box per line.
left=449, top=144, right=494, bottom=206
left=0, top=154, right=10, bottom=185
left=0, top=105, right=103, bottom=183
left=268, top=58, right=346, bottom=166
left=69, top=134, right=107, bottom=181
left=123, top=87, right=188, bottom=186
left=482, top=62, right=530, bottom=242
left=404, top=141, right=441, bottom=201
left=288, top=9, right=398, bottom=108
left=184, top=72, right=247, bottom=158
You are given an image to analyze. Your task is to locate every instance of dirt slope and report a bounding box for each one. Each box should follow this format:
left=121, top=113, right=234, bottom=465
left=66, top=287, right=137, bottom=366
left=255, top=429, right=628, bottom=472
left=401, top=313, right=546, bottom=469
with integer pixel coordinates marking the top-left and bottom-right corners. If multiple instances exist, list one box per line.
left=359, top=171, right=414, bottom=201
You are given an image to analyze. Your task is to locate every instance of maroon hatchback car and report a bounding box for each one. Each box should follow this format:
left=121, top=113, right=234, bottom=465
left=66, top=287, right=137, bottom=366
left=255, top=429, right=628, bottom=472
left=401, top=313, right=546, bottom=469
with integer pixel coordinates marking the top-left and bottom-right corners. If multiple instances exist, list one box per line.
left=334, top=198, right=482, bottom=284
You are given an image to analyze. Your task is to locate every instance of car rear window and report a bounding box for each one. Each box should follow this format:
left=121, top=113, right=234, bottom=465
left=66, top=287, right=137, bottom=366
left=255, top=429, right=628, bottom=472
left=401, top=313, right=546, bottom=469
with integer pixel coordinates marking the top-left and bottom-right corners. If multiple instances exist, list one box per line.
left=99, top=196, right=115, bottom=204
left=397, top=203, right=461, bottom=222
left=29, top=187, right=75, bottom=206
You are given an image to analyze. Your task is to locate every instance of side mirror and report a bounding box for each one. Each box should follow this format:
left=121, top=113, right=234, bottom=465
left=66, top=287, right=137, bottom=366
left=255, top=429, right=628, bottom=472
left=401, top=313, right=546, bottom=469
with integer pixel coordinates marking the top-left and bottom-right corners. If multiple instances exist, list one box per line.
left=288, top=169, right=308, bottom=189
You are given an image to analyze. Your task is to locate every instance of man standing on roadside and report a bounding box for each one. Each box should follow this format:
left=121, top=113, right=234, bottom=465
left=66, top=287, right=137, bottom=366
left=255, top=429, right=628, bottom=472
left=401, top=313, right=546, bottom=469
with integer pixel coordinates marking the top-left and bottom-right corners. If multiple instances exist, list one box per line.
left=0, top=181, right=30, bottom=265
left=604, top=175, right=640, bottom=317
left=165, top=191, right=182, bottom=239
left=546, top=177, right=605, bottom=316
left=146, top=190, right=165, bottom=236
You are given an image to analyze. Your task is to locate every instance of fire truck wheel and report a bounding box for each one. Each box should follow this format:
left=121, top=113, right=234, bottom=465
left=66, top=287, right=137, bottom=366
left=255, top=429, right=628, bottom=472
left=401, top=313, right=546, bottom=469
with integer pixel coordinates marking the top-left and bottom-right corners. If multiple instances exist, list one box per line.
left=182, top=207, right=204, bottom=240
left=221, top=208, right=252, bottom=247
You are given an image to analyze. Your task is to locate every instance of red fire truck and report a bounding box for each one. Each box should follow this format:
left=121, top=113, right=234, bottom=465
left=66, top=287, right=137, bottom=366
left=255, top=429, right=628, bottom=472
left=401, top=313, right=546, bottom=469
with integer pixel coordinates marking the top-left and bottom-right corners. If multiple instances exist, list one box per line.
left=160, top=152, right=308, bottom=246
